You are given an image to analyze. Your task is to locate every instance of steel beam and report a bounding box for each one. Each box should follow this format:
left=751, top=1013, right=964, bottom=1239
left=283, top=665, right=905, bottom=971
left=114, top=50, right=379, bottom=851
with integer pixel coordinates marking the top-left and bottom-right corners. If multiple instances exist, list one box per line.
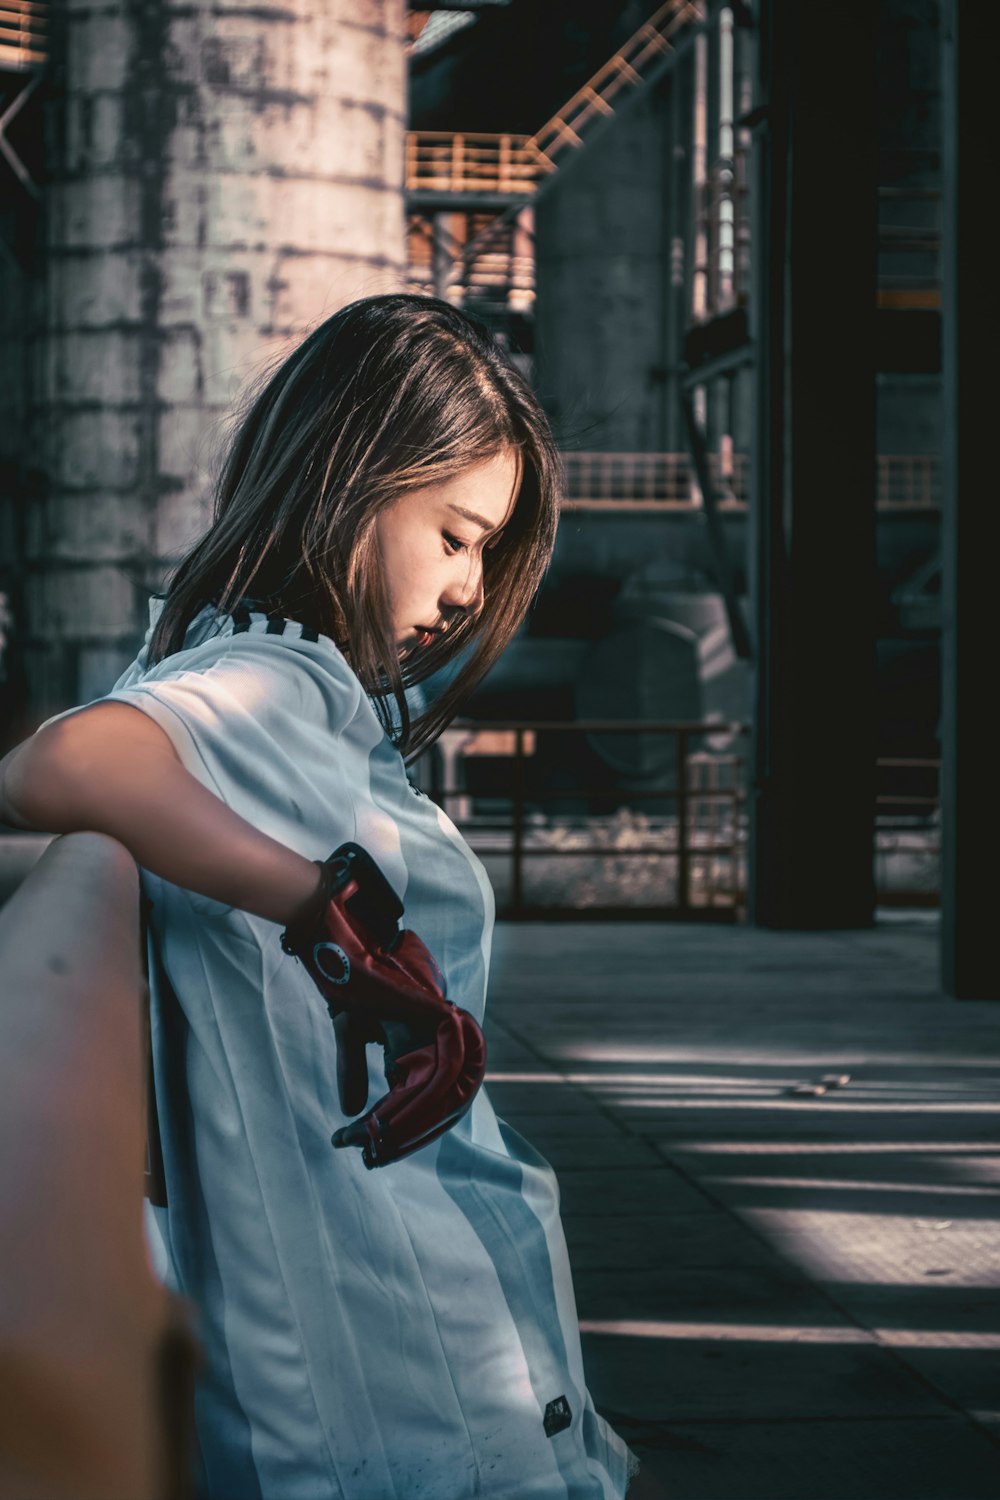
left=940, top=2, right=999, bottom=998
left=748, top=0, right=877, bottom=928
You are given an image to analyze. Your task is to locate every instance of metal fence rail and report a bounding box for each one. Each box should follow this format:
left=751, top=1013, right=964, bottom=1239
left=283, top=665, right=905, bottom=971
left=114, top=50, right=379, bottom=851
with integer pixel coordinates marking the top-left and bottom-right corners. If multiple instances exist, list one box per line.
left=0, top=1, right=47, bottom=71
left=876, top=454, right=941, bottom=510
left=427, top=726, right=942, bottom=918
left=406, top=132, right=550, bottom=195
left=406, top=1, right=703, bottom=198
left=561, top=450, right=747, bottom=507
left=406, top=209, right=535, bottom=309
left=528, top=0, right=703, bottom=168
left=875, top=755, right=940, bottom=907
left=433, top=720, right=749, bottom=920
left=558, top=451, right=940, bottom=511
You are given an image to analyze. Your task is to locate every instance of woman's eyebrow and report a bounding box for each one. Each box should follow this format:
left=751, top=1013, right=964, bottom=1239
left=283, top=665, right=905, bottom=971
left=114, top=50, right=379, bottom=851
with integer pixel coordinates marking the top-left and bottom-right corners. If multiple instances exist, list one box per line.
left=447, top=502, right=501, bottom=534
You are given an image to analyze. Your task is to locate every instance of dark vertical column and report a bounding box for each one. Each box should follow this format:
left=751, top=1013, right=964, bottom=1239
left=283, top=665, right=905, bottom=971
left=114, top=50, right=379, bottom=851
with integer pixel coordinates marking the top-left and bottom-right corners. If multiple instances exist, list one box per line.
left=749, top=0, right=877, bottom=927
left=664, top=52, right=693, bottom=454
left=940, top=3, right=998, bottom=998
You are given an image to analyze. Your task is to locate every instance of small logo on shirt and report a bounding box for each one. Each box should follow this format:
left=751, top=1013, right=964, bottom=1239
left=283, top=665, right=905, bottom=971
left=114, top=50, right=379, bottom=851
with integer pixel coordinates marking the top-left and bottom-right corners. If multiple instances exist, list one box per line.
left=312, top=941, right=351, bottom=985
left=543, top=1396, right=572, bottom=1437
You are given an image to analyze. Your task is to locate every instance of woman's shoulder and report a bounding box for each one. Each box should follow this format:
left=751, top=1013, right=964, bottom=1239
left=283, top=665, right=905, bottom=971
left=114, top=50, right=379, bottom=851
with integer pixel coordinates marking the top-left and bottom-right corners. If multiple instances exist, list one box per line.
left=115, top=596, right=367, bottom=728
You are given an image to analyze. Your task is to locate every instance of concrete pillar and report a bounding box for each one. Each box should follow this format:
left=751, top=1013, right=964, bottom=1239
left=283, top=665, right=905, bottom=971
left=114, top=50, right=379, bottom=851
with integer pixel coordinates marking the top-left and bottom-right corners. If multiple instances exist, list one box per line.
left=748, top=0, right=877, bottom=928
left=25, top=0, right=406, bottom=720
left=940, top=2, right=999, bottom=998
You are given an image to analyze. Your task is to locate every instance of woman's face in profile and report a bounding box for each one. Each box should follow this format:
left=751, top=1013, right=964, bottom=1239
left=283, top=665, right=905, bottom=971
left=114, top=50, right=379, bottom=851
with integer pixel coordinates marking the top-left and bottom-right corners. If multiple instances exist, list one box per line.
left=375, top=449, right=519, bottom=652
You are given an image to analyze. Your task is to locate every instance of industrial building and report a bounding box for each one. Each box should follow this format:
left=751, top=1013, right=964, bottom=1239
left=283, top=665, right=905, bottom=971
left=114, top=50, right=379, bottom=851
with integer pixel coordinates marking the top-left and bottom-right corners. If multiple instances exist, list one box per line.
left=1, top=0, right=992, bottom=993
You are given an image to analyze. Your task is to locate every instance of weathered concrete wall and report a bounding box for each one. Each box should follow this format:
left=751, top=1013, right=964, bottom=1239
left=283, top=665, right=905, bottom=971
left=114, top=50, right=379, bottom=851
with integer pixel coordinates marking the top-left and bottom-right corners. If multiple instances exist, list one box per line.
left=24, top=0, right=406, bottom=720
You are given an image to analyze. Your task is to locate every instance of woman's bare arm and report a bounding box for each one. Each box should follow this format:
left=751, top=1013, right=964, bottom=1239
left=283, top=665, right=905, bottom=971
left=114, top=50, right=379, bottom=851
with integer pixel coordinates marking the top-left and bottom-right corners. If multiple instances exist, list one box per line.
left=0, top=702, right=324, bottom=925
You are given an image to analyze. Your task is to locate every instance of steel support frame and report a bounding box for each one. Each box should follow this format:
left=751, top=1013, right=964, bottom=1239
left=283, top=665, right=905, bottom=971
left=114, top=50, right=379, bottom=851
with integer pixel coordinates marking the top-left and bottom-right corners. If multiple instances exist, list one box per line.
left=748, top=0, right=877, bottom=928
left=940, top=2, right=998, bottom=998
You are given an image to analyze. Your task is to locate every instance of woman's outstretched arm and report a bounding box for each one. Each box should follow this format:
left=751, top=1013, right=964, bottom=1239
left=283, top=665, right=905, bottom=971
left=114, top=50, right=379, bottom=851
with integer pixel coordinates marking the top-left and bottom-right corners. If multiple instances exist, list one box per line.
left=0, top=701, right=325, bottom=926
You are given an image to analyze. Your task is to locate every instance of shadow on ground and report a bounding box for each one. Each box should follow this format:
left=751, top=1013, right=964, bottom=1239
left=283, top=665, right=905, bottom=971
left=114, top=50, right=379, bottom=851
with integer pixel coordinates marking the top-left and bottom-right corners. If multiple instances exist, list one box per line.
left=485, top=919, right=1000, bottom=1500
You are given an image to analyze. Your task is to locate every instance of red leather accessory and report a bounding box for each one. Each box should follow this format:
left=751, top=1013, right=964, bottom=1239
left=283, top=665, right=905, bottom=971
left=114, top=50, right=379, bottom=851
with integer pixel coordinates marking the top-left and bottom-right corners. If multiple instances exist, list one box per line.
left=280, top=843, right=487, bottom=1168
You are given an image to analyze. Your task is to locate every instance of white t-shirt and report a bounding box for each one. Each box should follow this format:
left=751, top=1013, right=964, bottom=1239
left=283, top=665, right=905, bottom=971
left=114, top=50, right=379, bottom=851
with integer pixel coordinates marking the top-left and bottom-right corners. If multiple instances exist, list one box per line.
left=94, top=597, right=636, bottom=1500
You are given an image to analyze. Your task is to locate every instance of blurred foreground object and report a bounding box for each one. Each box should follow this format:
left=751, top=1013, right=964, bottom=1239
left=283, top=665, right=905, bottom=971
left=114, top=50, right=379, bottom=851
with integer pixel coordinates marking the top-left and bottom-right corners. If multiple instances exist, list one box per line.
left=0, top=833, right=198, bottom=1500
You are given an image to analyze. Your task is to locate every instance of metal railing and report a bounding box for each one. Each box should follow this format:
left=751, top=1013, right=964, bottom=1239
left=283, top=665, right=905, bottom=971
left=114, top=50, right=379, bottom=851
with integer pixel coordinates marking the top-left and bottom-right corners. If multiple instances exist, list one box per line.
left=433, top=720, right=749, bottom=919
left=528, top=0, right=703, bottom=169
left=0, top=0, right=46, bottom=70
left=406, top=132, right=551, bottom=196
left=560, top=452, right=940, bottom=511
left=427, top=730, right=943, bottom=918
left=875, top=755, right=940, bottom=907
left=561, top=450, right=747, bottom=508
left=876, top=454, right=941, bottom=510
left=406, top=2, right=703, bottom=199
left=404, top=2, right=703, bottom=310
left=406, top=209, right=535, bottom=309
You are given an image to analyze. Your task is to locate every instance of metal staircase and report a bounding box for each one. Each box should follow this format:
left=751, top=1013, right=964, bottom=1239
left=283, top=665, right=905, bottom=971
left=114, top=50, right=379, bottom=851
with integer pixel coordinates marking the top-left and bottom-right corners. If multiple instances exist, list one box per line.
left=406, top=1, right=705, bottom=318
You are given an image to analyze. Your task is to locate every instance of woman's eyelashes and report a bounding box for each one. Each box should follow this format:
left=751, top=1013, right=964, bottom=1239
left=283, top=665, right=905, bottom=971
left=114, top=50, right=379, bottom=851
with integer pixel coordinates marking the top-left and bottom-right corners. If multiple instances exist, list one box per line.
left=443, top=531, right=501, bottom=557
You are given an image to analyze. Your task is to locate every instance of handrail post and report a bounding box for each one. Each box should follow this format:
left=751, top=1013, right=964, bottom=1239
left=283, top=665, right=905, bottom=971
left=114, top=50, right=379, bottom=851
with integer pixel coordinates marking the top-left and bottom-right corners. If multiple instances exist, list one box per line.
left=512, top=728, right=525, bottom=915
left=676, top=727, right=690, bottom=911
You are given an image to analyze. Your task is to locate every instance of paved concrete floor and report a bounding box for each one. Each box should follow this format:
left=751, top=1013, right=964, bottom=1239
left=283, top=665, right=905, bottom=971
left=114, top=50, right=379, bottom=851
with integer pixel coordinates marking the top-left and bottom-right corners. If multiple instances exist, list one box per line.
left=483, top=915, right=1000, bottom=1500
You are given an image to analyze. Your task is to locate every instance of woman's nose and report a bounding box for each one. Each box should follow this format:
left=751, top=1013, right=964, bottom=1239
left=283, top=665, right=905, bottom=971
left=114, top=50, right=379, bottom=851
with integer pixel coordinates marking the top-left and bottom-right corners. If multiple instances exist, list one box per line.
left=442, top=556, right=484, bottom=615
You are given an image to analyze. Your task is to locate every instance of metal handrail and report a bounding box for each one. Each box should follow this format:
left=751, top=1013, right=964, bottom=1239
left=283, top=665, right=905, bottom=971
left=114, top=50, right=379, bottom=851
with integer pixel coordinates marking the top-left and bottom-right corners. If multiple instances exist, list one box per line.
left=875, top=756, right=940, bottom=908
left=876, top=453, right=941, bottom=509
left=405, top=2, right=704, bottom=199
left=439, top=719, right=748, bottom=918
left=430, top=730, right=942, bottom=917
left=559, top=452, right=940, bottom=511
left=0, top=0, right=47, bottom=71
left=528, top=0, right=703, bottom=167
left=405, top=132, right=551, bottom=195
left=561, top=451, right=747, bottom=507
left=406, top=210, right=535, bottom=305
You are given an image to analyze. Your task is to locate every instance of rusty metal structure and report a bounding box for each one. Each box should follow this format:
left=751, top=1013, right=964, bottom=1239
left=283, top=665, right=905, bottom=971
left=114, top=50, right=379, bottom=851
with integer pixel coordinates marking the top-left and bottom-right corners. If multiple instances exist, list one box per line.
left=406, top=0, right=702, bottom=315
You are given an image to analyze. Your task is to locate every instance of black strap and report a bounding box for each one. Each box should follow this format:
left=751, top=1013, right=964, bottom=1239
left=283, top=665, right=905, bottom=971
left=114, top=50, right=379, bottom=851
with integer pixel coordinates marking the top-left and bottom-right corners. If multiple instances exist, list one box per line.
left=231, top=602, right=253, bottom=635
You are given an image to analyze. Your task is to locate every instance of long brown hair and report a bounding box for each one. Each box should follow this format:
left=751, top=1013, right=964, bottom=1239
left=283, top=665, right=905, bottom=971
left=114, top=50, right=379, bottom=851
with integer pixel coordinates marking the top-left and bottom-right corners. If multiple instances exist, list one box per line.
left=148, top=294, right=561, bottom=761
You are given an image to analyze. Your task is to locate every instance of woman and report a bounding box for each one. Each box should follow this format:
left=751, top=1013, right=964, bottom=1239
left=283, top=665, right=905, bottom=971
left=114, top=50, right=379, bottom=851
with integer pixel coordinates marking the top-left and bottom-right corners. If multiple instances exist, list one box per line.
left=0, top=295, right=650, bottom=1499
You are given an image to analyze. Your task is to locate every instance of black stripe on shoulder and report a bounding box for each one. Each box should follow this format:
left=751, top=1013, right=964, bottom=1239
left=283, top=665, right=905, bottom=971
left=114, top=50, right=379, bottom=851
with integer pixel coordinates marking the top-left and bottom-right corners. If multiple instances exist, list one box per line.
left=299, top=624, right=320, bottom=643
left=232, top=603, right=252, bottom=634
left=266, top=616, right=288, bottom=636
